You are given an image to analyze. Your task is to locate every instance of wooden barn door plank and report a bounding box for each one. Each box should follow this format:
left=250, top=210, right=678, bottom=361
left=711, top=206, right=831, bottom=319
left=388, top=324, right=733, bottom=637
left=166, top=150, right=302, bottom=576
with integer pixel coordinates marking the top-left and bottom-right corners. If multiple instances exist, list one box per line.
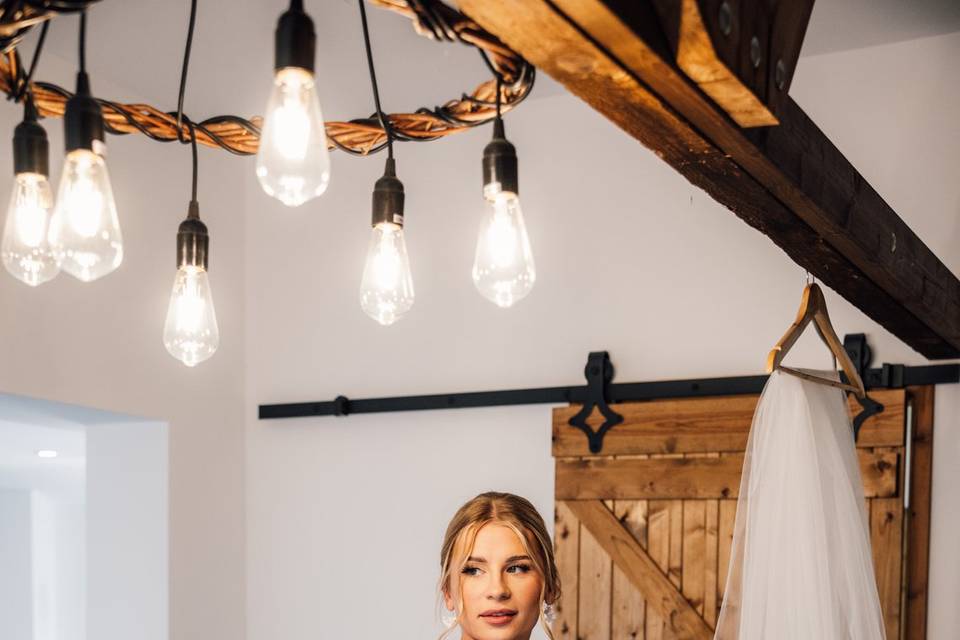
left=554, top=501, right=580, bottom=640
left=579, top=504, right=613, bottom=640
left=704, top=498, right=720, bottom=627
left=717, top=498, right=737, bottom=609
left=871, top=496, right=903, bottom=639
left=682, top=500, right=707, bottom=617
left=556, top=450, right=898, bottom=499
left=613, top=500, right=648, bottom=638
left=646, top=500, right=671, bottom=640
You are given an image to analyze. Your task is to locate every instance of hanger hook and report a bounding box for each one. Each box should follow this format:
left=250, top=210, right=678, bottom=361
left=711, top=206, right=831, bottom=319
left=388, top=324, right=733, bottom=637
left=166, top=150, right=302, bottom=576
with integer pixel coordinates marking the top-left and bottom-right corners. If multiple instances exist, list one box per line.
left=805, top=270, right=815, bottom=286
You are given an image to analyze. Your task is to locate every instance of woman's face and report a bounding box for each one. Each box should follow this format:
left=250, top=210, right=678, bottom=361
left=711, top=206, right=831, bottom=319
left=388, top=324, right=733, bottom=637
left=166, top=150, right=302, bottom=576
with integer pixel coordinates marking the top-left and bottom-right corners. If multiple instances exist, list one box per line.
left=445, top=522, right=544, bottom=640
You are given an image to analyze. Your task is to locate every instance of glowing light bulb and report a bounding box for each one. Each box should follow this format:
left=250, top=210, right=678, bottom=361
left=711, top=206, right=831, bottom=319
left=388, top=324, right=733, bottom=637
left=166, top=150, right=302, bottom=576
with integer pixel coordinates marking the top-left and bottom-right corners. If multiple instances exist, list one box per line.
left=256, top=67, right=331, bottom=206
left=2, top=172, right=59, bottom=286
left=472, top=186, right=535, bottom=308
left=49, top=149, right=122, bottom=282
left=163, top=265, right=219, bottom=367
left=360, top=222, right=414, bottom=325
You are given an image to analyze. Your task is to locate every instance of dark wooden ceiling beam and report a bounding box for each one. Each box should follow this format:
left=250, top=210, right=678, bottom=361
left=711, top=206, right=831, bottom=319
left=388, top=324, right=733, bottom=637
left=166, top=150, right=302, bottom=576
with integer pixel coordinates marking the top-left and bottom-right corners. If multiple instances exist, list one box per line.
left=458, top=0, right=960, bottom=359
left=650, top=0, right=815, bottom=123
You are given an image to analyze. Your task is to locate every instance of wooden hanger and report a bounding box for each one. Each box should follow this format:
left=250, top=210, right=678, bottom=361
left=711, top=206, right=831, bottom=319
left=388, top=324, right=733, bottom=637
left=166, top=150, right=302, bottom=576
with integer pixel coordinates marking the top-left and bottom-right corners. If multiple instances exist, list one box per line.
left=766, top=283, right=866, bottom=398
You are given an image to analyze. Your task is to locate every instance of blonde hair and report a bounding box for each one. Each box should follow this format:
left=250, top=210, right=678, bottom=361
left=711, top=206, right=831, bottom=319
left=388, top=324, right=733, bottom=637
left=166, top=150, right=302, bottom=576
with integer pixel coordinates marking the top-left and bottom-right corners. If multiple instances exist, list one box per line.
left=437, top=492, right=560, bottom=640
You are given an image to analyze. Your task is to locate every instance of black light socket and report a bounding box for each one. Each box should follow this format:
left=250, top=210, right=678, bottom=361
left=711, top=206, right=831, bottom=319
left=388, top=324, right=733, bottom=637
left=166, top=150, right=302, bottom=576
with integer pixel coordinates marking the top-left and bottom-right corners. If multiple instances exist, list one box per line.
left=13, top=101, right=49, bottom=177
left=64, top=71, right=104, bottom=153
left=482, top=118, right=518, bottom=196
left=176, top=201, right=209, bottom=270
left=275, top=0, right=316, bottom=74
left=371, top=157, right=405, bottom=228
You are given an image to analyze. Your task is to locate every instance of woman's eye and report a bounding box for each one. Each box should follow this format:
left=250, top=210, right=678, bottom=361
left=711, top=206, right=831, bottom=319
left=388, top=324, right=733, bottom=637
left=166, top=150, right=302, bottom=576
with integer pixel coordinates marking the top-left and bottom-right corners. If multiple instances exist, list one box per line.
left=461, top=566, right=482, bottom=576
left=507, top=564, right=532, bottom=574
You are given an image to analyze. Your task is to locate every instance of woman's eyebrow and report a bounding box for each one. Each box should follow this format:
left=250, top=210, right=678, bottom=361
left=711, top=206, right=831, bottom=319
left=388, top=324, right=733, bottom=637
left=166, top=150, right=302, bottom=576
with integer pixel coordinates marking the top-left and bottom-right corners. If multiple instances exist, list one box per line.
left=465, top=554, right=532, bottom=564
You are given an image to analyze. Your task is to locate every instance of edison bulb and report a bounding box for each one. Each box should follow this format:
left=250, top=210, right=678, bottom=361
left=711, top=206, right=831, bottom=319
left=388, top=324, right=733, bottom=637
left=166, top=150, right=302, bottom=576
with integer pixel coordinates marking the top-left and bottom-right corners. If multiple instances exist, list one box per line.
left=48, top=149, right=122, bottom=282
left=163, top=266, right=219, bottom=367
left=472, top=187, right=535, bottom=308
left=1, top=172, right=59, bottom=286
left=359, top=222, right=414, bottom=325
left=256, top=67, right=331, bottom=206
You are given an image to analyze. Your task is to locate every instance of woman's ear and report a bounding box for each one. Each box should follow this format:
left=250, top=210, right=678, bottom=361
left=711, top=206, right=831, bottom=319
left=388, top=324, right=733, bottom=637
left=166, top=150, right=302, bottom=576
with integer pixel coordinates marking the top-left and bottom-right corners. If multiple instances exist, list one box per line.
left=443, top=587, right=455, bottom=612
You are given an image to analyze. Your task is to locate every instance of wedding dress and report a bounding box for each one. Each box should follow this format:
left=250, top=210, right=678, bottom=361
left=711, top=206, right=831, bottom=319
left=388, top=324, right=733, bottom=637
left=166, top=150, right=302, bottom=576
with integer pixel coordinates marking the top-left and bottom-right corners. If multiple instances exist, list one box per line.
left=714, top=369, right=886, bottom=640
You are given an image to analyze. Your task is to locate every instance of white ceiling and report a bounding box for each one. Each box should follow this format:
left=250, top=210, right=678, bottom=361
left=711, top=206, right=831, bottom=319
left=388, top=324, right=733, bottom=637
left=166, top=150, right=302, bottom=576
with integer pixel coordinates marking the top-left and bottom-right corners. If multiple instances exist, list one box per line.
left=804, top=0, right=960, bottom=56
left=0, top=393, right=143, bottom=496
left=0, top=418, right=85, bottom=497
left=26, top=0, right=960, bottom=125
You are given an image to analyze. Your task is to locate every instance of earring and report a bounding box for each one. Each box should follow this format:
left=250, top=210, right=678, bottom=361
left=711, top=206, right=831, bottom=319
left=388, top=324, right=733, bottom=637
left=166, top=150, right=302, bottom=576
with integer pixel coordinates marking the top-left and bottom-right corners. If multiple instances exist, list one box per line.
left=442, top=611, right=458, bottom=629
left=543, top=602, right=557, bottom=624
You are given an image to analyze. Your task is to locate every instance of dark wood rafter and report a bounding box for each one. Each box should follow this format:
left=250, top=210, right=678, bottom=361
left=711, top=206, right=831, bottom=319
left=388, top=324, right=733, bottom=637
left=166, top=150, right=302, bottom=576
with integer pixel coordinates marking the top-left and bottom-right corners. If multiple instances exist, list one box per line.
left=458, top=0, right=960, bottom=359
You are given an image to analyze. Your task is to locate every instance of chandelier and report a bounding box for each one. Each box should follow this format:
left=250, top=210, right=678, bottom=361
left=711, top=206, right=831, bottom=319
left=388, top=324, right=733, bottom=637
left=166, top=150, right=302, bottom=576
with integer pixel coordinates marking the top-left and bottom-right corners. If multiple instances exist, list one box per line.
left=0, top=0, right=536, bottom=366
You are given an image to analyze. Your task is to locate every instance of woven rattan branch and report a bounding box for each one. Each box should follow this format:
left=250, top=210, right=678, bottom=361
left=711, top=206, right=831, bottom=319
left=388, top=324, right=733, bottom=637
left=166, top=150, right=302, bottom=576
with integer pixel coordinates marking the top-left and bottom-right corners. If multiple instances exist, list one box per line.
left=0, top=0, right=535, bottom=156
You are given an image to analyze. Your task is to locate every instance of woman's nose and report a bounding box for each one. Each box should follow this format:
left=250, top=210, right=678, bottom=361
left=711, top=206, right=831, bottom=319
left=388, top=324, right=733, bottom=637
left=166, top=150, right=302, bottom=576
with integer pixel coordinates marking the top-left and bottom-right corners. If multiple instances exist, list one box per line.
left=486, top=573, right=511, bottom=600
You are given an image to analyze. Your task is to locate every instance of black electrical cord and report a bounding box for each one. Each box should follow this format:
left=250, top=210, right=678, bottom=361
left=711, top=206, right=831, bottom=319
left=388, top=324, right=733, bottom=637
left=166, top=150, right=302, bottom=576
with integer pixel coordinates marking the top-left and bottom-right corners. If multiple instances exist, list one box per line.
left=175, top=0, right=197, bottom=145
left=78, top=9, right=85, bottom=74
left=478, top=48, right=503, bottom=121
left=357, top=0, right=393, bottom=159
left=13, top=19, right=48, bottom=101
left=188, top=119, right=198, bottom=203
left=175, top=0, right=199, bottom=203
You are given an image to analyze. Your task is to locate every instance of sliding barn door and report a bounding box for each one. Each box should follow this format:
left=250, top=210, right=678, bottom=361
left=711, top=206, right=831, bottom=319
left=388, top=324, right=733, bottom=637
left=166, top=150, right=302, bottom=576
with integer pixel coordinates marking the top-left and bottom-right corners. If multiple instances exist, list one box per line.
left=551, top=386, right=934, bottom=640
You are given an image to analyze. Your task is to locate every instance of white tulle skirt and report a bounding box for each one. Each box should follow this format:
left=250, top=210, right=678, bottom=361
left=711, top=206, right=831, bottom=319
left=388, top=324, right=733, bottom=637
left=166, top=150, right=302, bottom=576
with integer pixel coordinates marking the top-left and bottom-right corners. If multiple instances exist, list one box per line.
left=714, top=369, right=886, bottom=640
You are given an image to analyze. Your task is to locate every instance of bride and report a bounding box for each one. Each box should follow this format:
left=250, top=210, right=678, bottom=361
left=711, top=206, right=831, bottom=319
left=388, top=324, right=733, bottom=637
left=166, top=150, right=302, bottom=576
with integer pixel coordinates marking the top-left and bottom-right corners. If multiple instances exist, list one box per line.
left=438, top=492, right=561, bottom=640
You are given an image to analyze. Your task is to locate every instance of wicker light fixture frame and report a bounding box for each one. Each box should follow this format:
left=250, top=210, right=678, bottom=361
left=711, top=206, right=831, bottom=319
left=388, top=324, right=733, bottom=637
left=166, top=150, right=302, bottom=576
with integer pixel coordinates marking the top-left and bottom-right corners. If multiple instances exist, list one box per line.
left=0, top=0, right=535, bottom=156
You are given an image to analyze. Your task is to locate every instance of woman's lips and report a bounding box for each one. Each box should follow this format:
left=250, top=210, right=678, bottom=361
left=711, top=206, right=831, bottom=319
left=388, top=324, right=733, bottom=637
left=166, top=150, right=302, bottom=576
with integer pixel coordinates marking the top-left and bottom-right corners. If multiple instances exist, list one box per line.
left=480, top=610, right=517, bottom=626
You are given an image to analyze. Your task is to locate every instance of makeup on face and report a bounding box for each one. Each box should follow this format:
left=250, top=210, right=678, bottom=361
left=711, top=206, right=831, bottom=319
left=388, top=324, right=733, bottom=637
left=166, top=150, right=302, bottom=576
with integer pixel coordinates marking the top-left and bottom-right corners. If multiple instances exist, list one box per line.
left=446, top=523, right=545, bottom=640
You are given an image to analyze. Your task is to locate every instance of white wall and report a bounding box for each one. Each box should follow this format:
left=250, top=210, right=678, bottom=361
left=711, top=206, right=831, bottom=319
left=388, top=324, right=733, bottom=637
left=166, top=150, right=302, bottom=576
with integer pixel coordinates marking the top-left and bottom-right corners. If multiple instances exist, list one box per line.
left=0, top=49, right=247, bottom=640
left=0, top=416, right=86, bottom=640
left=0, top=488, right=34, bottom=640
left=30, top=489, right=85, bottom=640
left=86, top=421, right=168, bottom=640
left=245, top=31, right=960, bottom=640
left=0, top=401, right=168, bottom=640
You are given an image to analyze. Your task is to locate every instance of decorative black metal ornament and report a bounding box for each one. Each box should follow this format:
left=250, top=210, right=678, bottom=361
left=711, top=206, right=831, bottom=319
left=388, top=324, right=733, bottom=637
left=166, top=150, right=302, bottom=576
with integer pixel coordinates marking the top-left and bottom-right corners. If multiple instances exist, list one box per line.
left=844, top=333, right=885, bottom=439
left=567, top=351, right=623, bottom=454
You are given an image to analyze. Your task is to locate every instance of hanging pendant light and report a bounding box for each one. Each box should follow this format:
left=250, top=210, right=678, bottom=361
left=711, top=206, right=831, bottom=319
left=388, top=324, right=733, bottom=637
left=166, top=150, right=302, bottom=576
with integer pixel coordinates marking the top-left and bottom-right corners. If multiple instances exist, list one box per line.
left=164, top=0, right=219, bottom=367
left=472, top=77, right=535, bottom=308
left=256, top=0, right=331, bottom=207
left=48, top=11, right=123, bottom=283
left=356, top=0, right=414, bottom=325
left=1, top=96, right=59, bottom=286
left=164, top=199, right=219, bottom=367
left=360, top=158, right=414, bottom=325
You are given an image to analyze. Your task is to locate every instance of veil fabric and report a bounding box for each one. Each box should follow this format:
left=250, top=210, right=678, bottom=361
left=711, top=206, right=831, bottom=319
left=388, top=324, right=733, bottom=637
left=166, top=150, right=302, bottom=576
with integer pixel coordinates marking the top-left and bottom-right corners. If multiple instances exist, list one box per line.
left=714, top=369, right=886, bottom=640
